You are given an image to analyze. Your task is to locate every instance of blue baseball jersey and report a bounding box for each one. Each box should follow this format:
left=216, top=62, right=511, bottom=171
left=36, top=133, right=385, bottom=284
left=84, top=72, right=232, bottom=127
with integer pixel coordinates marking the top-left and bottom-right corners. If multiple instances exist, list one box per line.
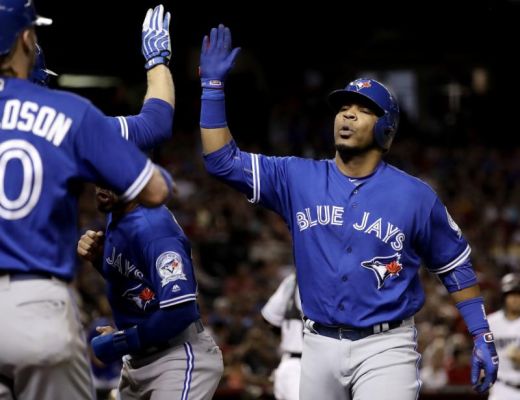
left=100, top=205, right=198, bottom=330
left=107, top=98, right=173, bottom=151
left=0, top=78, right=154, bottom=280
left=204, top=141, right=471, bottom=327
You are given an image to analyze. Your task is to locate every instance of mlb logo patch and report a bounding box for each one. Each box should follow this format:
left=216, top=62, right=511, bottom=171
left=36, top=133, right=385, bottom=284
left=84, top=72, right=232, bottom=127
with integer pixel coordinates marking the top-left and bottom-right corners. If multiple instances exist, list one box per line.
left=156, top=251, right=187, bottom=287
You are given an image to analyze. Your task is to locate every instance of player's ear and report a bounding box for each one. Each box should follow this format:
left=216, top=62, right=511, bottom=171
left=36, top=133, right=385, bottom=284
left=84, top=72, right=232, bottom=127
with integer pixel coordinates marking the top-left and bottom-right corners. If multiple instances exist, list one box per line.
left=20, top=29, right=37, bottom=57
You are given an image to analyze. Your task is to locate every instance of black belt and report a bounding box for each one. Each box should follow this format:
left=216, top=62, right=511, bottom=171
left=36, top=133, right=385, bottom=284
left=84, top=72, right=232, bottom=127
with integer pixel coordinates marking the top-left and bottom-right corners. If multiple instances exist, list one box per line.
left=0, top=271, right=54, bottom=281
left=289, top=352, right=302, bottom=358
left=306, top=318, right=404, bottom=341
left=498, top=378, right=520, bottom=389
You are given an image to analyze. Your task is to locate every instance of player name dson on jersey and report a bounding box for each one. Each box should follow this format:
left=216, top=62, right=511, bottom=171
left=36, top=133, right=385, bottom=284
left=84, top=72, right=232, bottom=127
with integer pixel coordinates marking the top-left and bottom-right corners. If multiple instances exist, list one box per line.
left=1, top=99, right=72, bottom=146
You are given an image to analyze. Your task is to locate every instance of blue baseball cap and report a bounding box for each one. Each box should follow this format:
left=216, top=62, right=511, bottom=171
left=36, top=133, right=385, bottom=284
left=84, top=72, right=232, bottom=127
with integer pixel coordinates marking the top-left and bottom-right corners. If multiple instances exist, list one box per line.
left=0, top=0, right=52, bottom=55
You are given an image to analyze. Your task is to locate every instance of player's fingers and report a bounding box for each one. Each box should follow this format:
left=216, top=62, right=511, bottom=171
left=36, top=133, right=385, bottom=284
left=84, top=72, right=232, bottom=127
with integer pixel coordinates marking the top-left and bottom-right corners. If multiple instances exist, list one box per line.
left=478, top=373, right=493, bottom=393
left=470, top=361, right=480, bottom=386
left=209, top=27, right=217, bottom=52
left=85, top=230, right=99, bottom=239
left=152, top=5, right=161, bottom=31
left=201, top=35, right=209, bottom=54
left=78, top=238, right=94, bottom=250
left=216, top=24, right=225, bottom=50
left=223, top=26, right=231, bottom=50
left=81, top=235, right=98, bottom=247
left=164, top=11, right=171, bottom=31
left=95, top=231, right=104, bottom=237
left=143, top=8, right=152, bottom=30
left=96, top=326, right=115, bottom=335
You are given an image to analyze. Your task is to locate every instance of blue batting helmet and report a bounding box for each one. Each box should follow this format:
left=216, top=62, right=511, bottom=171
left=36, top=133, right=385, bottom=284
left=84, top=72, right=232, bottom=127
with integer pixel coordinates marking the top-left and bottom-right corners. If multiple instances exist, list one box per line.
left=30, top=44, right=57, bottom=86
left=328, top=78, right=400, bottom=150
left=0, top=0, right=52, bottom=56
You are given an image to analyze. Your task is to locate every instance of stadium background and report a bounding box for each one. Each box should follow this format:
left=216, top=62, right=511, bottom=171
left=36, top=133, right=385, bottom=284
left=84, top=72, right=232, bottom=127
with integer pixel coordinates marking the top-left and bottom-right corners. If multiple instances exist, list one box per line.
left=35, top=0, right=520, bottom=398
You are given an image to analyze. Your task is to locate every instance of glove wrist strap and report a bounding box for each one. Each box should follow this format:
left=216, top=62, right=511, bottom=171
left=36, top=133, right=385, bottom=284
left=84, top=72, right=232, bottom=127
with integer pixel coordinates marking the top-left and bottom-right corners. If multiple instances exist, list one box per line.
left=201, top=78, right=224, bottom=90
left=145, top=57, right=170, bottom=70
left=455, top=296, right=490, bottom=337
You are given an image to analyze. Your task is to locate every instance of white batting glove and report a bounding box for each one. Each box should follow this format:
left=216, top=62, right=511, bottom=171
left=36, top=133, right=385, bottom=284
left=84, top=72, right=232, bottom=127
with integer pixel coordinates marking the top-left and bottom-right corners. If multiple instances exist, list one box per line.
left=142, top=4, right=171, bottom=70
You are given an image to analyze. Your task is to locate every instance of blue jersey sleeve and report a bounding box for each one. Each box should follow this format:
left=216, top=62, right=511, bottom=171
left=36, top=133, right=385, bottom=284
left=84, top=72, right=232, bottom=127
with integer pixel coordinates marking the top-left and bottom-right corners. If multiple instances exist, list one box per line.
left=74, top=103, right=154, bottom=202
left=107, top=99, right=174, bottom=151
left=416, top=197, right=471, bottom=274
left=203, top=140, right=290, bottom=216
left=143, top=236, right=197, bottom=309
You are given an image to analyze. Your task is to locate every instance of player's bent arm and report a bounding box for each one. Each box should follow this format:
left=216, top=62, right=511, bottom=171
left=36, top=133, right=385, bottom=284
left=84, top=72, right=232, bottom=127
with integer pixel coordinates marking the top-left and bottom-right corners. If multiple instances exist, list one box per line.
left=90, top=301, right=198, bottom=364
left=135, top=166, right=173, bottom=206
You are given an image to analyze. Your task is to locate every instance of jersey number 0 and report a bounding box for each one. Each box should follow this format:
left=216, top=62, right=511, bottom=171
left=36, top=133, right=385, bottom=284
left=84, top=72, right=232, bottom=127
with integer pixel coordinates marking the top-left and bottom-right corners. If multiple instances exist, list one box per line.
left=0, top=139, right=43, bottom=220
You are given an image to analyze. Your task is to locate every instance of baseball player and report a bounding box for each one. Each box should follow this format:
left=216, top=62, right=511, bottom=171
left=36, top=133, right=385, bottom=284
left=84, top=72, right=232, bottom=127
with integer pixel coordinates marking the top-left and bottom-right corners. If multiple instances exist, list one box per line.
left=75, top=7, right=223, bottom=399
left=261, top=272, right=303, bottom=400
left=0, top=1, right=173, bottom=399
left=76, top=181, right=224, bottom=400
left=197, top=24, right=499, bottom=400
left=488, top=273, right=520, bottom=400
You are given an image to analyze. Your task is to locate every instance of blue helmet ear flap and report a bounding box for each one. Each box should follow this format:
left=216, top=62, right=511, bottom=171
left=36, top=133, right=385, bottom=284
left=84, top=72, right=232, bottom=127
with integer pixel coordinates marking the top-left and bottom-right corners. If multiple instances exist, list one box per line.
left=30, top=44, right=58, bottom=86
left=374, top=109, right=399, bottom=151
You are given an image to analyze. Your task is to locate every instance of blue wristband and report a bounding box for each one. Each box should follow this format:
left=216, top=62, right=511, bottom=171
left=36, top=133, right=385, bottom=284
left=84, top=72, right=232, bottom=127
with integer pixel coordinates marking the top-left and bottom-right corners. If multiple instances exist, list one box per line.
left=456, top=296, right=490, bottom=337
left=200, top=89, right=227, bottom=129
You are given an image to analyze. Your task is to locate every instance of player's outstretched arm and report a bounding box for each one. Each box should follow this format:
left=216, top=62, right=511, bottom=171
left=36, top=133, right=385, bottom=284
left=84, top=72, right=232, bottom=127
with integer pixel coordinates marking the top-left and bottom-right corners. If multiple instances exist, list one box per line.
left=110, top=4, right=175, bottom=151
left=199, top=24, right=240, bottom=154
left=450, top=285, right=499, bottom=393
left=142, top=4, right=174, bottom=107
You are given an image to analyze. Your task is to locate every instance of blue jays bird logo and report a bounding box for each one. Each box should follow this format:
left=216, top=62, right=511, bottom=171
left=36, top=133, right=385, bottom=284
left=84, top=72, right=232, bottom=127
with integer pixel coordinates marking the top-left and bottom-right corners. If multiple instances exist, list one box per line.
left=361, top=253, right=403, bottom=289
left=123, top=284, right=156, bottom=310
left=353, top=80, right=372, bottom=90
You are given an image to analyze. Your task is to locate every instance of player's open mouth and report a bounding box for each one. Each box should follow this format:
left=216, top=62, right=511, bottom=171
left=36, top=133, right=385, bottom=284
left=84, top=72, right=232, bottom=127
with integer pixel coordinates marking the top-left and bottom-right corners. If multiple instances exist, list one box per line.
left=339, top=128, right=353, bottom=139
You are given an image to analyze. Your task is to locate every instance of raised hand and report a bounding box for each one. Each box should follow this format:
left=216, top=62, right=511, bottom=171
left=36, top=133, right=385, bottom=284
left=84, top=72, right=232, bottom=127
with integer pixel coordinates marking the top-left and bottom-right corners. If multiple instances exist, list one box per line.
left=200, top=24, right=241, bottom=89
left=142, top=4, right=171, bottom=70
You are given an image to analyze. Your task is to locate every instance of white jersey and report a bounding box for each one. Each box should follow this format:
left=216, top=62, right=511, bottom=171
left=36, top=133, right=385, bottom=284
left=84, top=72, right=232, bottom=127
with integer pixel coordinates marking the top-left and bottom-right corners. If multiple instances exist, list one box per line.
left=262, top=273, right=303, bottom=354
left=488, top=309, right=520, bottom=398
